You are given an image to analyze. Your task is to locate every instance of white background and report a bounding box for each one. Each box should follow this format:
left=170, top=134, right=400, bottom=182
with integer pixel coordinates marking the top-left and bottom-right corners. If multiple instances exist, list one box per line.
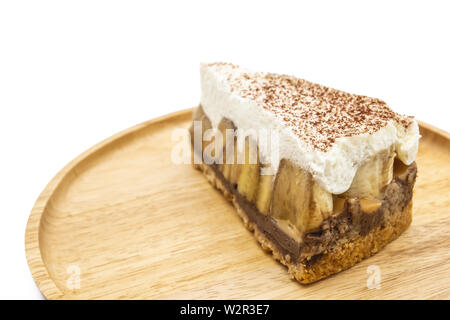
left=0, top=1, right=449, bottom=299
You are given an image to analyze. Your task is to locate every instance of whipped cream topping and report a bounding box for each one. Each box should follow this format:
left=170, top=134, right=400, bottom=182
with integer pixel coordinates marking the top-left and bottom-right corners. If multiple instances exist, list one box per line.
left=200, top=62, right=420, bottom=194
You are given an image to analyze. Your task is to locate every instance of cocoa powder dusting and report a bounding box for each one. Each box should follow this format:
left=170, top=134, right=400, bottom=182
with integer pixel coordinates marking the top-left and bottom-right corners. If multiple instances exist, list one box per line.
left=209, top=63, right=414, bottom=151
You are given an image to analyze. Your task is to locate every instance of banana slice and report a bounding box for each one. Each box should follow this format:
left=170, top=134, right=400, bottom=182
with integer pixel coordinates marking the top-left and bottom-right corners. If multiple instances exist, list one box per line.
left=343, top=146, right=395, bottom=200
left=271, top=159, right=333, bottom=233
left=359, top=199, right=382, bottom=213
left=229, top=140, right=241, bottom=184
left=332, top=197, right=346, bottom=216
left=237, top=137, right=260, bottom=202
left=256, top=169, right=273, bottom=215
left=190, top=106, right=213, bottom=162
left=217, top=118, right=236, bottom=176
left=309, top=183, right=333, bottom=229
left=393, top=157, right=409, bottom=177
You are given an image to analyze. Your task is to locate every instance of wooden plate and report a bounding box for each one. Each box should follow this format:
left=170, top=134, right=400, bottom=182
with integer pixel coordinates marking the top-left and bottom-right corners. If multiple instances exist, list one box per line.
left=25, top=108, right=450, bottom=299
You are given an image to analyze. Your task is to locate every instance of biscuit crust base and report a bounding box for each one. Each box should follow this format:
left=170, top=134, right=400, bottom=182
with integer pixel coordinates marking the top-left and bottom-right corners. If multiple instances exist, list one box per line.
left=194, top=162, right=412, bottom=284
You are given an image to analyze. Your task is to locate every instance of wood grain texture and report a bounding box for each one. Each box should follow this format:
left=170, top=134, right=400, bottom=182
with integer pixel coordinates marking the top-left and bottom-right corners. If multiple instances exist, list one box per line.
left=25, top=108, right=450, bottom=300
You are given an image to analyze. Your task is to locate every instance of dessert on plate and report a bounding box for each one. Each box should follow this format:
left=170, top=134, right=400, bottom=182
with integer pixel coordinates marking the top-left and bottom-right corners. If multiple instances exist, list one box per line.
left=190, top=62, right=420, bottom=284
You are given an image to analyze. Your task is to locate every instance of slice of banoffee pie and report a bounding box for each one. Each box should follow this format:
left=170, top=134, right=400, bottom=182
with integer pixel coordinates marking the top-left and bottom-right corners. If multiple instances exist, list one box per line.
left=190, top=62, right=420, bottom=284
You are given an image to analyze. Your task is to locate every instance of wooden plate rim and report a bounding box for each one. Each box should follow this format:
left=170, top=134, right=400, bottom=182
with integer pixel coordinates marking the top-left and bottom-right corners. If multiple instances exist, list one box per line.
left=24, top=108, right=449, bottom=299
